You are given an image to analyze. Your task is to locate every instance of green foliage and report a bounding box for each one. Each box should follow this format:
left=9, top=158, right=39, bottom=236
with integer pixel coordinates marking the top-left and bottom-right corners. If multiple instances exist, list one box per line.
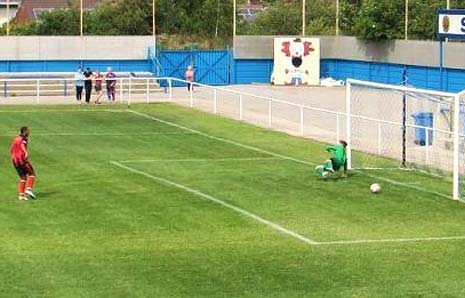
left=2, top=0, right=465, bottom=43
left=353, top=0, right=405, bottom=41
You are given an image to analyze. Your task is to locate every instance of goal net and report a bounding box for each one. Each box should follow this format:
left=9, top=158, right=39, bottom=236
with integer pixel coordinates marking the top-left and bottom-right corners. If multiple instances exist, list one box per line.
left=346, top=79, right=465, bottom=200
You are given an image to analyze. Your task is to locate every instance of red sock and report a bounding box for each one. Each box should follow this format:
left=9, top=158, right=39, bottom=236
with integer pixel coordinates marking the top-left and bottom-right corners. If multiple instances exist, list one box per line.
left=26, top=176, right=35, bottom=190
left=18, top=180, right=26, bottom=196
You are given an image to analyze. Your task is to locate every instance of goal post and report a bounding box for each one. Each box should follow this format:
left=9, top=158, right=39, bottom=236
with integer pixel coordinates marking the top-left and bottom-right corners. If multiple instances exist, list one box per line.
left=346, top=78, right=465, bottom=201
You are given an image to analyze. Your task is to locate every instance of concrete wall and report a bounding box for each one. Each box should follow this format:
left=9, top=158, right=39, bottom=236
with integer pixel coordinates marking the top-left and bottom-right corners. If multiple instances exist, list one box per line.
left=0, top=36, right=154, bottom=60
left=234, top=35, right=465, bottom=69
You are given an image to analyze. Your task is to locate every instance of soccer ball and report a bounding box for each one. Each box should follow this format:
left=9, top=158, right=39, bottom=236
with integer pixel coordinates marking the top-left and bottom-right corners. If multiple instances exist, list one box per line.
left=370, top=183, right=381, bottom=194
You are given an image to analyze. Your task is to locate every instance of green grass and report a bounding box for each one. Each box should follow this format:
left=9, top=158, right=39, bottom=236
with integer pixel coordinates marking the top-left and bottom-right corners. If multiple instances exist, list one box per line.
left=1, top=103, right=465, bottom=298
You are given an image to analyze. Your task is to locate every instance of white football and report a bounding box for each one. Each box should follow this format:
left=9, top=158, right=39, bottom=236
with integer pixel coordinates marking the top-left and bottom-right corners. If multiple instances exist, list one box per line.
left=370, top=183, right=381, bottom=194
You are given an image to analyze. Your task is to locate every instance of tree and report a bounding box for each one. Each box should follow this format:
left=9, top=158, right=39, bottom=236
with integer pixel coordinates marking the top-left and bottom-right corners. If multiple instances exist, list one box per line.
left=353, top=0, right=404, bottom=41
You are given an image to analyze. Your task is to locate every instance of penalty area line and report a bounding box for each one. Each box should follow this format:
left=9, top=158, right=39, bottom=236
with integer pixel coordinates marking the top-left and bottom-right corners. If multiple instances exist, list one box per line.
left=318, top=235, right=465, bottom=246
left=117, top=157, right=283, bottom=163
left=110, top=161, right=320, bottom=246
left=127, top=110, right=455, bottom=201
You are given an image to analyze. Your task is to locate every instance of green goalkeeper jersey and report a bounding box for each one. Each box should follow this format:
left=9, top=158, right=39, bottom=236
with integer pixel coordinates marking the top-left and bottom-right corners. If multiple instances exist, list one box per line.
left=325, top=144, right=346, bottom=165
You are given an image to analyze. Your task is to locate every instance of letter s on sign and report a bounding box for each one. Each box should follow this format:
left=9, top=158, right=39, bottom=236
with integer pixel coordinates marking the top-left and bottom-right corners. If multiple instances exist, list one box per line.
left=461, top=17, right=465, bottom=32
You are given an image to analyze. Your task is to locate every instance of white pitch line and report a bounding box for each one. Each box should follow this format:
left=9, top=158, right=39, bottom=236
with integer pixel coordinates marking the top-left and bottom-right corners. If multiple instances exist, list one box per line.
left=118, top=157, right=282, bottom=163
left=318, top=235, right=465, bottom=246
left=0, top=131, right=192, bottom=137
left=0, top=109, right=125, bottom=114
left=127, top=110, right=455, bottom=201
left=111, top=161, right=319, bottom=246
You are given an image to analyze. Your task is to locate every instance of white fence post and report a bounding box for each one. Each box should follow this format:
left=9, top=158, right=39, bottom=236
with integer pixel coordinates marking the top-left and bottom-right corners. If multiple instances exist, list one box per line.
left=146, top=78, right=150, bottom=104
left=346, top=81, right=352, bottom=169
left=336, top=112, right=340, bottom=142
left=425, top=127, right=429, bottom=165
left=128, top=78, right=132, bottom=105
left=190, top=88, right=194, bottom=107
left=213, top=89, right=218, bottom=114
left=239, top=95, right=243, bottom=121
left=36, top=80, right=40, bottom=104
left=168, top=79, right=173, bottom=101
left=120, top=79, right=124, bottom=103
left=300, top=106, right=304, bottom=136
left=268, top=100, right=272, bottom=128
left=378, top=123, right=382, bottom=155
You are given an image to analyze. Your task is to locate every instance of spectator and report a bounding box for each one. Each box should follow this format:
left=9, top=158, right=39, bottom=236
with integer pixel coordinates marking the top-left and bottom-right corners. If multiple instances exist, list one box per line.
left=83, top=67, right=93, bottom=104
left=74, top=67, right=85, bottom=104
left=94, top=71, right=104, bottom=104
left=105, top=67, right=116, bottom=102
left=185, top=65, right=194, bottom=92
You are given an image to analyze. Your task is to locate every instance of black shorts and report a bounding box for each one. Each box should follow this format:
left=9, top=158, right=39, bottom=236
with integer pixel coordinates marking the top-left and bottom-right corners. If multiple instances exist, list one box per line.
left=330, top=158, right=342, bottom=171
left=13, top=162, right=35, bottom=178
left=95, top=85, right=102, bottom=92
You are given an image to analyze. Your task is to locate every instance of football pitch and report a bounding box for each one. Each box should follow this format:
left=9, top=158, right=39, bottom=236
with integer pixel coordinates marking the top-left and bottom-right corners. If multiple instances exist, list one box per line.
left=1, top=103, right=465, bottom=297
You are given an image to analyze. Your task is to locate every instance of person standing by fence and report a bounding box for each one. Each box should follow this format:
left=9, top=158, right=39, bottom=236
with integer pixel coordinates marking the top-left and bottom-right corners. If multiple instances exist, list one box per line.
left=185, top=66, right=194, bottom=92
left=94, top=71, right=104, bottom=104
left=105, top=67, right=116, bottom=103
left=84, top=67, right=93, bottom=104
left=74, top=67, right=85, bottom=104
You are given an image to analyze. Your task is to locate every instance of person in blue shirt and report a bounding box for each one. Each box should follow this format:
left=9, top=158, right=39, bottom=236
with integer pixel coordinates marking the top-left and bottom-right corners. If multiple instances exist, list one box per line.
left=74, top=67, right=85, bottom=104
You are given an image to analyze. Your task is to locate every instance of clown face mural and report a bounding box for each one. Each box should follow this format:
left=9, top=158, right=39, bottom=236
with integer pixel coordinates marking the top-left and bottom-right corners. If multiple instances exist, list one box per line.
left=273, top=37, right=320, bottom=86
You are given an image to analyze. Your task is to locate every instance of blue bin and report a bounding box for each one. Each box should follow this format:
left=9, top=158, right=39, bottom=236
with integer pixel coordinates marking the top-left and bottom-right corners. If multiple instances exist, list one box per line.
left=412, top=112, right=433, bottom=146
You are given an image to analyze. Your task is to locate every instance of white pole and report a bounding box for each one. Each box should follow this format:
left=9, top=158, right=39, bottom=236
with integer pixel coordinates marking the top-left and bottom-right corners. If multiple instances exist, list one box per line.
left=213, top=89, right=218, bottom=114
left=80, top=0, right=83, bottom=36
left=336, top=112, right=340, bottom=142
left=453, top=94, right=460, bottom=200
left=239, top=95, right=243, bottom=120
left=335, top=0, right=339, bottom=36
left=302, top=0, right=306, bottom=36
left=346, top=81, right=352, bottom=169
left=404, top=0, right=408, bottom=40
left=378, top=123, right=382, bottom=155
left=268, top=100, right=273, bottom=128
left=168, top=79, right=173, bottom=101
left=425, top=128, right=429, bottom=165
left=146, top=78, right=150, bottom=103
left=152, top=0, right=156, bottom=56
left=233, top=0, right=237, bottom=38
left=36, top=80, right=40, bottom=104
left=128, top=78, right=132, bottom=105
left=190, top=88, right=194, bottom=107
left=6, top=0, right=10, bottom=36
left=300, top=106, right=305, bottom=136
left=120, top=79, right=124, bottom=102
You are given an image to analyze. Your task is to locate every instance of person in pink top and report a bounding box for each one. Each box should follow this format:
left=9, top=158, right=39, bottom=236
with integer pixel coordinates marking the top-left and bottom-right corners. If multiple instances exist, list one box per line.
left=185, top=65, right=194, bottom=92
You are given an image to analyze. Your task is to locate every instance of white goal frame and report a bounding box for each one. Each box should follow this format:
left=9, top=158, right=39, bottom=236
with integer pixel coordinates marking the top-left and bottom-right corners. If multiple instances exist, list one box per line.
left=346, top=79, right=463, bottom=201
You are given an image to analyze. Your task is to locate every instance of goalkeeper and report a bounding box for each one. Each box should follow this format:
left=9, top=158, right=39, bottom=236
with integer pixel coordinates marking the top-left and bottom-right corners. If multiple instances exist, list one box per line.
left=316, top=140, right=348, bottom=178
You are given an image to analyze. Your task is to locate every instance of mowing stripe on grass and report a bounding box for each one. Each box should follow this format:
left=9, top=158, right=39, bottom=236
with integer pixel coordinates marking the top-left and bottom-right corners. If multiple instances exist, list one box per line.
left=110, top=161, right=320, bottom=246
left=117, top=157, right=282, bottom=163
left=318, top=235, right=465, bottom=246
left=127, top=110, right=454, bottom=201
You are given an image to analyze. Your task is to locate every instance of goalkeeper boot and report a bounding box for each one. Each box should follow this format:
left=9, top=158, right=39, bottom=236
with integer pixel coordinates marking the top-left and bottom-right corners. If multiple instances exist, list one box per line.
left=323, top=160, right=335, bottom=173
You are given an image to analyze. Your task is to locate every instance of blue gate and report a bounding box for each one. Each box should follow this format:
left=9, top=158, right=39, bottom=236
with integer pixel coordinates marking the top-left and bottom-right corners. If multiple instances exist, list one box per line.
left=155, top=49, right=231, bottom=86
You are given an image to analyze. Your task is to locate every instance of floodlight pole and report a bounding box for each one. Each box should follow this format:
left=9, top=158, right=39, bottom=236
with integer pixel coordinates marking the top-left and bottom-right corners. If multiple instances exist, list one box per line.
left=6, top=0, right=10, bottom=36
left=302, top=0, right=306, bottom=36
left=405, top=0, right=408, bottom=40
left=152, top=0, right=156, bottom=57
left=335, top=0, right=339, bottom=36
left=80, top=0, right=83, bottom=36
left=233, top=0, right=237, bottom=38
